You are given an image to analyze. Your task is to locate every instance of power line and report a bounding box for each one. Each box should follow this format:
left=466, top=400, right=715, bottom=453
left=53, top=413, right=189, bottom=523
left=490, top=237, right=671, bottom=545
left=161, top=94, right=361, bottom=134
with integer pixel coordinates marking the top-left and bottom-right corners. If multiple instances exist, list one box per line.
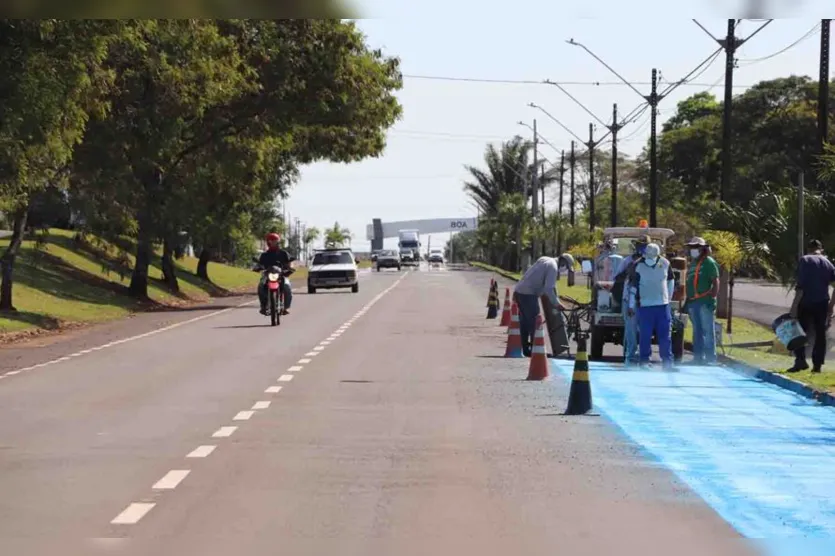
left=738, top=22, right=821, bottom=64
left=402, top=74, right=756, bottom=88
left=390, top=129, right=509, bottom=140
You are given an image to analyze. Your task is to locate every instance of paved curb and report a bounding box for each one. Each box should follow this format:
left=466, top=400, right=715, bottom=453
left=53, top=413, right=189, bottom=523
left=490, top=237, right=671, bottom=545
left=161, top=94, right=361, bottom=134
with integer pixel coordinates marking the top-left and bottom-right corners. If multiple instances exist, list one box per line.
left=472, top=262, right=835, bottom=408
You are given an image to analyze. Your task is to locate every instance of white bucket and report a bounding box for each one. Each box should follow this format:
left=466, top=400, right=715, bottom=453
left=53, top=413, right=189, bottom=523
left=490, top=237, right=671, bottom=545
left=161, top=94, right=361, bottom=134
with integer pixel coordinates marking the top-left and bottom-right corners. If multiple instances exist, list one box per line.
left=774, top=317, right=807, bottom=352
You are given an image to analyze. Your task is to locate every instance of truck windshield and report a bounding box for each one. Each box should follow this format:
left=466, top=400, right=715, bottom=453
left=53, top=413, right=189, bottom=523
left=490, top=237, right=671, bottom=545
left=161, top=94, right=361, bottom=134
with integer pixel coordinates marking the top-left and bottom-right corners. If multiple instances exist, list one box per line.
left=400, top=241, right=418, bottom=249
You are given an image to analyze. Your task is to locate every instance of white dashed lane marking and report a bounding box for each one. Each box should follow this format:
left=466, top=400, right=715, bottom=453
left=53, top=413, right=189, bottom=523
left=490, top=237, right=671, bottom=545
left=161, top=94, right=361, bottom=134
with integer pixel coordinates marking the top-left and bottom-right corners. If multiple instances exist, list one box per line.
left=3, top=299, right=257, bottom=379
left=212, top=426, right=238, bottom=438
left=153, top=470, right=190, bottom=490
left=111, top=503, right=156, bottom=525
left=107, top=273, right=408, bottom=528
left=187, top=445, right=216, bottom=458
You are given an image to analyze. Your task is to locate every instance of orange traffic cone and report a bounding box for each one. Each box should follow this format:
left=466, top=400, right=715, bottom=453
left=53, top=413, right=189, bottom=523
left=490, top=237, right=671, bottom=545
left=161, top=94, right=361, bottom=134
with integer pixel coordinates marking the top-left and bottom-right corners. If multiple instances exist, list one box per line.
left=499, top=287, right=512, bottom=326
left=526, top=315, right=549, bottom=380
left=504, top=302, right=524, bottom=358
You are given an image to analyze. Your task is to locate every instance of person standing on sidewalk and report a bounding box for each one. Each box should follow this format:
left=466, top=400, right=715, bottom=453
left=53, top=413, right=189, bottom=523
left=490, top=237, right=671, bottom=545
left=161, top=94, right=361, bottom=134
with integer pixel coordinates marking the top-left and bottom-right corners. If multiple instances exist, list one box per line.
left=788, top=239, right=835, bottom=373
left=684, top=237, right=720, bottom=364
left=612, top=235, right=650, bottom=365
left=628, top=242, right=676, bottom=368
left=514, top=256, right=566, bottom=357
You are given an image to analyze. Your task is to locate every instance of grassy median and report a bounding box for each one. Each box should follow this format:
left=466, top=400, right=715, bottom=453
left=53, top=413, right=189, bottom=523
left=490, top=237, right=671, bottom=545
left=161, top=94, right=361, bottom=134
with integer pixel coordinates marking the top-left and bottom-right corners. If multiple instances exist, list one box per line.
left=0, top=229, right=260, bottom=336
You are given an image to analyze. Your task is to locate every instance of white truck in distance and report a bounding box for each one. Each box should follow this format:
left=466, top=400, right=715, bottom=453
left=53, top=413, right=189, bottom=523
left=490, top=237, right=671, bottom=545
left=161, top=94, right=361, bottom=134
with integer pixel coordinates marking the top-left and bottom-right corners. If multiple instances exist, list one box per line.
left=398, top=229, right=421, bottom=267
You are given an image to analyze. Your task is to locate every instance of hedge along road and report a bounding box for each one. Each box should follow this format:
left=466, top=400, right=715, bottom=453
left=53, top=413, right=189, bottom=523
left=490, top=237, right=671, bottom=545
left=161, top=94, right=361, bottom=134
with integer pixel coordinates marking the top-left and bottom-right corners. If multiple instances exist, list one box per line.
left=1, top=265, right=761, bottom=556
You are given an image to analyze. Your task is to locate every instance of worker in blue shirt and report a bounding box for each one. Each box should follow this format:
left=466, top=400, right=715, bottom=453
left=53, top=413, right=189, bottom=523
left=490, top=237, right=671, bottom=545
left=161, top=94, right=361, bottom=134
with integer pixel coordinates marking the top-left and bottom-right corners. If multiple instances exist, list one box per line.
left=628, top=242, right=676, bottom=368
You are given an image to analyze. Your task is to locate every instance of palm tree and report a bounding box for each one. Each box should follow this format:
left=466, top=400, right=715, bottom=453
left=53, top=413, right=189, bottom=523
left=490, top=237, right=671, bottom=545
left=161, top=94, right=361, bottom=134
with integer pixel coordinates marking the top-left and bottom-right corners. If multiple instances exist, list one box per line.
left=324, top=221, right=352, bottom=248
left=463, top=135, right=559, bottom=216
left=303, top=227, right=320, bottom=262
left=464, top=136, right=558, bottom=269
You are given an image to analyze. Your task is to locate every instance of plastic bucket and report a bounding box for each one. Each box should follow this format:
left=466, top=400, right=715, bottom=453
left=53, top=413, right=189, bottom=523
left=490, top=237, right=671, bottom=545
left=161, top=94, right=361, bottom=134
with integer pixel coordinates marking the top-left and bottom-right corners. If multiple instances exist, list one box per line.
left=771, top=313, right=807, bottom=352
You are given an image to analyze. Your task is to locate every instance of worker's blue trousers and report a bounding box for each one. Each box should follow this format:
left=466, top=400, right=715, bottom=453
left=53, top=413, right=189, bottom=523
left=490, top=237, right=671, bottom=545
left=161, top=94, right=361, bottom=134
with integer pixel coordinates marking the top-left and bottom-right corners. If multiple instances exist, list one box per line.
left=638, top=304, right=673, bottom=364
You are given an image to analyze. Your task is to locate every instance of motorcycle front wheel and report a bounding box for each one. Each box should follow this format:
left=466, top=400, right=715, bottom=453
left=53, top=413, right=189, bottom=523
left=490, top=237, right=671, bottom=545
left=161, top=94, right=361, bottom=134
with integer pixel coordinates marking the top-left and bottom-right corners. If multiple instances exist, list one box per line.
left=270, top=290, right=279, bottom=326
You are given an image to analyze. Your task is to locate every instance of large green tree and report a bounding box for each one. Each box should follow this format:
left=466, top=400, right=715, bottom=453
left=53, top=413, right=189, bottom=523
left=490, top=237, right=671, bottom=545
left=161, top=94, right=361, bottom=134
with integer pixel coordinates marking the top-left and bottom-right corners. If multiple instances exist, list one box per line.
left=72, top=19, right=402, bottom=298
left=0, top=19, right=117, bottom=310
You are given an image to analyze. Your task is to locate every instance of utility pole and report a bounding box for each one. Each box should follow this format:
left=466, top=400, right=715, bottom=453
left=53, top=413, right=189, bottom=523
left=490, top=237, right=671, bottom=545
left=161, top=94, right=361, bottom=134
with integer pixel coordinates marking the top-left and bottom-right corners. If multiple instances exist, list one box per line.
left=570, top=141, right=576, bottom=227
left=820, top=19, right=831, bottom=157
left=720, top=20, right=739, bottom=203
left=558, top=150, right=566, bottom=217
left=610, top=103, right=620, bottom=227
left=531, top=119, right=539, bottom=261
left=588, top=123, right=596, bottom=231
left=648, top=69, right=659, bottom=227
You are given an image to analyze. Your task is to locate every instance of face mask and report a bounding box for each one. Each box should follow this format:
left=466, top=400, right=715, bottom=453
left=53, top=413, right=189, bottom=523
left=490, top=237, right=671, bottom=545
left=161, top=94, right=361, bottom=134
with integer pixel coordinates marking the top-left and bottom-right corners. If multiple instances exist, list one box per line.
left=690, top=249, right=701, bottom=258
left=645, top=256, right=658, bottom=266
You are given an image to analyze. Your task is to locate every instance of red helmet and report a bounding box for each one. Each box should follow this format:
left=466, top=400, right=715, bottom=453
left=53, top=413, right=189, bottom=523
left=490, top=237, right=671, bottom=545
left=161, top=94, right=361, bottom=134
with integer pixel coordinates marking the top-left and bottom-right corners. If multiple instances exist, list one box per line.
left=265, top=232, right=280, bottom=242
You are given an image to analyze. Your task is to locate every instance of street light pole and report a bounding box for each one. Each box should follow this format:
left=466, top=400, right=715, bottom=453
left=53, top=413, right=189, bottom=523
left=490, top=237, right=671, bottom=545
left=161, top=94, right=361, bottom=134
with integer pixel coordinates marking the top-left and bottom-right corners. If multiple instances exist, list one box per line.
left=531, top=119, right=539, bottom=260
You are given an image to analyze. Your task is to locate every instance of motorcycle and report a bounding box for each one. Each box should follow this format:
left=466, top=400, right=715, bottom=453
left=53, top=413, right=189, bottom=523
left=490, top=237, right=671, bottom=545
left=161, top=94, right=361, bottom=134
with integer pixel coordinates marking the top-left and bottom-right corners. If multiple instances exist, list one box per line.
left=252, top=257, right=295, bottom=326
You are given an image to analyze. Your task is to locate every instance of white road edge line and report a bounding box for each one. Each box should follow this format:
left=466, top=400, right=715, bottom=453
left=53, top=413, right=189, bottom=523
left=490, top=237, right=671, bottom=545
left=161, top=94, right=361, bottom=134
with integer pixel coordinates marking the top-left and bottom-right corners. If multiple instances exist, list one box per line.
left=298, top=358, right=311, bottom=364
left=252, top=401, right=271, bottom=410
left=288, top=366, right=303, bottom=372
left=304, top=351, right=319, bottom=357
left=265, top=386, right=283, bottom=394
left=278, top=374, right=294, bottom=382
left=187, top=445, right=216, bottom=458
left=5, top=299, right=257, bottom=376
left=111, top=502, right=156, bottom=525
left=153, top=470, right=190, bottom=490
left=313, top=346, right=325, bottom=352
left=233, top=411, right=254, bottom=421
left=212, top=426, right=237, bottom=438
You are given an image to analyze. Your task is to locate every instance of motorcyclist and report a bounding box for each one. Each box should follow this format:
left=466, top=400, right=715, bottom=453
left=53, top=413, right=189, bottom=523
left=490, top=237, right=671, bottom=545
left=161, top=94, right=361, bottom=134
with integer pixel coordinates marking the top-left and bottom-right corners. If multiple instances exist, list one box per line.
left=257, top=232, right=294, bottom=316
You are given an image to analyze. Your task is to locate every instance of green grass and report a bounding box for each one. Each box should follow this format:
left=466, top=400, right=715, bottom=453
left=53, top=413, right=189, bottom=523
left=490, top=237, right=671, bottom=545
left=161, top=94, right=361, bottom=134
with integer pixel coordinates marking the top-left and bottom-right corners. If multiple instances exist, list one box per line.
left=0, top=229, right=259, bottom=335
left=470, top=260, right=835, bottom=393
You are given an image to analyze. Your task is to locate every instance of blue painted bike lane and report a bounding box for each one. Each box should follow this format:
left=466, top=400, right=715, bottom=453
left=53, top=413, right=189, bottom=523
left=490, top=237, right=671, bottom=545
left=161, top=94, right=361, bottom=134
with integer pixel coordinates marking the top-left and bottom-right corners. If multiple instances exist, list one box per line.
left=551, top=360, right=835, bottom=552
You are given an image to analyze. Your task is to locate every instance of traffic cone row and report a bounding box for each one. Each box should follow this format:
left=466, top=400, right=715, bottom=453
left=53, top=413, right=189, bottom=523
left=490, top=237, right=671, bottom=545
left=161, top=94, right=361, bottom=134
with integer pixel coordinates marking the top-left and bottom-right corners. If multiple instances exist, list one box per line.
left=499, top=288, right=512, bottom=326
left=486, top=281, right=499, bottom=319
left=504, top=302, right=524, bottom=358
left=486, top=278, right=495, bottom=307
left=526, top=315, right=549, bottom=380
left=564, top=335, right=593, bottom=415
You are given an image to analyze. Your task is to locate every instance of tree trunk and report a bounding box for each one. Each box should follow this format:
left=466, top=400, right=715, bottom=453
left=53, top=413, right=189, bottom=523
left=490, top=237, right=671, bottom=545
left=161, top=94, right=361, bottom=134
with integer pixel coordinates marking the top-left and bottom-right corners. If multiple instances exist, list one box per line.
left=716, top=267, right=730, bottom=318
left=129, top=215, right=152, bottom=299
left=161, top=238, right=179, bottom=292
left=0, top=208, right=29, bottom=311
left=196, top=247, right=212, bottom=281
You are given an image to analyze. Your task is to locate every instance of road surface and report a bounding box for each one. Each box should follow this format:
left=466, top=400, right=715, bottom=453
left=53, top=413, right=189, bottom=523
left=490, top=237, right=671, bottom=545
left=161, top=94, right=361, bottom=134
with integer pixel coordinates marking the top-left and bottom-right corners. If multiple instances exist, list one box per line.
left=0, top=264, right=767, bottom=555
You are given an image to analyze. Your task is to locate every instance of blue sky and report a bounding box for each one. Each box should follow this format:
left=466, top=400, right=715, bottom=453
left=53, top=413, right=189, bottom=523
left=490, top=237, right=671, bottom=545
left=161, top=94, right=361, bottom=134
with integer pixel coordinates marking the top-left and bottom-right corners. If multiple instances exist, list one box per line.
left=286, top=4, right=834, bottom=252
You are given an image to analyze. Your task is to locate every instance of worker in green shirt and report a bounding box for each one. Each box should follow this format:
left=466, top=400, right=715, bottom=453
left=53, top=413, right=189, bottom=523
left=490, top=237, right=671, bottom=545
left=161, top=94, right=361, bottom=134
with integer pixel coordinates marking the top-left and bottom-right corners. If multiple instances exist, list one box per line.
left=684, top=237, right=721, bottom=364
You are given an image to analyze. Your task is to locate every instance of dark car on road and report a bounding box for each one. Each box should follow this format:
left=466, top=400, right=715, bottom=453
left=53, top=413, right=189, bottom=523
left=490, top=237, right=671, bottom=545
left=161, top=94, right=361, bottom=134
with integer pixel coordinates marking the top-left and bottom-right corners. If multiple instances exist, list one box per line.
left=376, top=249, right=401, bottom=271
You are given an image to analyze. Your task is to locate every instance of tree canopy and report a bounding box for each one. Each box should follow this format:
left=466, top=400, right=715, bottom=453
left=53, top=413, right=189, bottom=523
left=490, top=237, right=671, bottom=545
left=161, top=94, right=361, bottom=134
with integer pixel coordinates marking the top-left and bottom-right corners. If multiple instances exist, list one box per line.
left=0, top=18, right=402, bottom=308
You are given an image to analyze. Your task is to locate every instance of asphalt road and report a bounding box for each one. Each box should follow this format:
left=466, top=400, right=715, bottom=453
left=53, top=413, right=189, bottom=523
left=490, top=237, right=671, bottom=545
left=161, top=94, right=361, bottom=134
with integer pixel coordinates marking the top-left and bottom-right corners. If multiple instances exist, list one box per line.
left=0, top=264, right=756, bottom=556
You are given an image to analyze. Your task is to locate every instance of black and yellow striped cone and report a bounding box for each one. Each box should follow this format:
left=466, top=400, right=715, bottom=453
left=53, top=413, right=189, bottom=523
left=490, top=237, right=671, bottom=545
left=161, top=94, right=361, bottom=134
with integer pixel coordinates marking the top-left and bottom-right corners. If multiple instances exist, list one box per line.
left=486, top=282, right=499, bottom=319
left=486, top=279, right=495, bottom=307
left=564, top=335, right=593, bottom=415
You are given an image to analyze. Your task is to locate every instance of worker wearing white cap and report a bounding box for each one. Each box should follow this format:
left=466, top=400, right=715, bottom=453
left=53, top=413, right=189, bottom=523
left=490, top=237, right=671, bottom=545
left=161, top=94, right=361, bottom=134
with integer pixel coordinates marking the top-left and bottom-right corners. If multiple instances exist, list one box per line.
left=684, top=236, right=720, bottom=364
left=627, top=242, right=676, bottom=368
